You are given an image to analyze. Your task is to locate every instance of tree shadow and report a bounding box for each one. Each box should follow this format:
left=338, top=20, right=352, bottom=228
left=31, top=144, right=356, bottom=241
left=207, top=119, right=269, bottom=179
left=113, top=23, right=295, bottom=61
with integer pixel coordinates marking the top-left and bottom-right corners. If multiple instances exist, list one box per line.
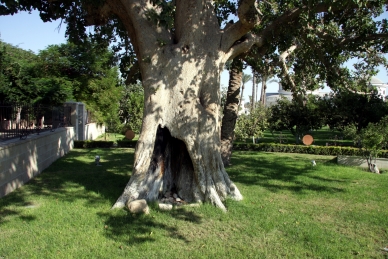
left=0, top=148, right=133, bottom=225
left=228, top=152, right=347, bottom=194
left=99, top=206, right=202, bottom=245
left=0, top=148, right=204, bottom=246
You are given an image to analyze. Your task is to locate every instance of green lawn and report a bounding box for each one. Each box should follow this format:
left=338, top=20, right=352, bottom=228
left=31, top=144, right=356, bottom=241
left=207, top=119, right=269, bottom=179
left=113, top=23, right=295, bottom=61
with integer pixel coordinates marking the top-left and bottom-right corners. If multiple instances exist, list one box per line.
left=1, top=149, right=387, bottom=258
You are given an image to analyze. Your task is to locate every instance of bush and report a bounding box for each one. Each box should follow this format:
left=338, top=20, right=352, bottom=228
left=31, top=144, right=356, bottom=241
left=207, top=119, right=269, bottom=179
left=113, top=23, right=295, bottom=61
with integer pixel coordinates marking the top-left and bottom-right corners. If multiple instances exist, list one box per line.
left=232, top=143, right=388, bottom=157
left=117, top=140, right=137, bottom=148
left=74, top=140, right=114, bottom=148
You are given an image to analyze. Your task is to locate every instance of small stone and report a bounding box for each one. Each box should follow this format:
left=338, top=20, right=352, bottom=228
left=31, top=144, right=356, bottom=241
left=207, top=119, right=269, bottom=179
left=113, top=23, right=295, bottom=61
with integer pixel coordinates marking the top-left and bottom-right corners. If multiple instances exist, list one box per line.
left=169, top=197, right=175, bottom=203
left=126, top=199, right=149, bottom=214
left=164, top=191, right=171, bottom=198
left=176, top=198, right=181, bottom=202
left=159, top=203, right=173, bottom=211
left=173, top=193, right=178, bottom=199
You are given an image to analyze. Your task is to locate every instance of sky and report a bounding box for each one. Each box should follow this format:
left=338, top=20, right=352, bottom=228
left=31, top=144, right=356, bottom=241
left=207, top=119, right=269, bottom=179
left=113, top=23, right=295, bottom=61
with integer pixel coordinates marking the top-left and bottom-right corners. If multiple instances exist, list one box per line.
left=1, top=10, right=388, bottom=103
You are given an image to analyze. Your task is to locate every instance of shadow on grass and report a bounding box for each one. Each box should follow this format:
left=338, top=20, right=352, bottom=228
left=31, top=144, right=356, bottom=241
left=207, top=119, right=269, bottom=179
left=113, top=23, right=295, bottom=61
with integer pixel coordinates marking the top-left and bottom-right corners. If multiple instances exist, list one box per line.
left=0, top=148, right=204, bottom=246
left=0, top=148, right=133, bottom=225
left=99, top=207, right=202, bottom=244
left=229, top=152, right=346, bottom=194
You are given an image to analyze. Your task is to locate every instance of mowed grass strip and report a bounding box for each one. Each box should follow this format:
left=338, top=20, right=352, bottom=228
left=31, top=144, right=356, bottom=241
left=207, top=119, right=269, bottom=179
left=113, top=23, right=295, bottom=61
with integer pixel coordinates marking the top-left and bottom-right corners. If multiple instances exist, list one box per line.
left=0, top=149, right=387, bottom=259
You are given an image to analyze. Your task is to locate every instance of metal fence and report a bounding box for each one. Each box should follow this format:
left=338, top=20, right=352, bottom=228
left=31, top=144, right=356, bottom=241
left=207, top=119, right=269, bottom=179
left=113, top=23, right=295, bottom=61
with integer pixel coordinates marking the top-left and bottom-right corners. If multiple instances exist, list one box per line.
left=0, top=104, right=72, bottom=141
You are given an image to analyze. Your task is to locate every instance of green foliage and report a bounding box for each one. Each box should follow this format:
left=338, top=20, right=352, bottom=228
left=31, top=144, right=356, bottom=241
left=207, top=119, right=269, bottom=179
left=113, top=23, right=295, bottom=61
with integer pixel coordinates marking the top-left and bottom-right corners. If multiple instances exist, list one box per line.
left=268, top=95, right=325, bottom=143
left=37, top=40, right=121, bottom=124
left=146, top=0, right=175, bottom=29
left=0, top=39, right=121, bottom=120
left=0, top=40, right=70, bottom=105
left=234, top=104, right=268, bottom=140
left=119, top=83, right=144, bottom=133
left=344, top=115, right=388, bottom=168
left=233, top=142, right=388, bottom=157
left=322, top=91, right=388, bottom=132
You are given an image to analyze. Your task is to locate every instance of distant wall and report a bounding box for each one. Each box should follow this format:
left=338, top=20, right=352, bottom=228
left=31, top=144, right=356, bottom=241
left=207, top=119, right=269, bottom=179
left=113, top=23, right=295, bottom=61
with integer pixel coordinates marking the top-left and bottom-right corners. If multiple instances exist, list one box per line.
left=0, top=127, right=75, bottom=198
left=65, top=102, right=105, bottom=140
left=84, top=123, right=105, bottom=141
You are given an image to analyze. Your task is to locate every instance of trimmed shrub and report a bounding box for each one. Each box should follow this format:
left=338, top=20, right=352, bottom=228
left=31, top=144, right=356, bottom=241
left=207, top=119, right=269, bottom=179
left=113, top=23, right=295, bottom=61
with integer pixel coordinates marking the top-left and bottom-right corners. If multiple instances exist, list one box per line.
left=232, top=143, right=388, bottom=157
left=117, top=140, right=137, bottom=148
left=74, top=140, right=114, bottom=148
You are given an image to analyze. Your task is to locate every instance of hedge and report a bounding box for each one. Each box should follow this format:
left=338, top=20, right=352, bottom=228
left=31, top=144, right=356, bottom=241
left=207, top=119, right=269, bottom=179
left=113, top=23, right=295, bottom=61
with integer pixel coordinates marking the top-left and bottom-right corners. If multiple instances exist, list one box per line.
left=73, top=140, right=388, bottom=158
left=74, top=140, right=137, bottom=148
left=117, top=140, right=137, bottom=148
left=74, top=140, right=114, bottom=148
left=233, top=143, right=388, bottom=158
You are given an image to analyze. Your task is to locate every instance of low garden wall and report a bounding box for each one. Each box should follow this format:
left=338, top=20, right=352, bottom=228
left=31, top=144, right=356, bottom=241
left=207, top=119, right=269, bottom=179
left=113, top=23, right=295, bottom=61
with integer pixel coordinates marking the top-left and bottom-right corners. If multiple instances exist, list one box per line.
left=0, top=127, right=75, bottom=198
left=337, top=155, right=388, bottom=169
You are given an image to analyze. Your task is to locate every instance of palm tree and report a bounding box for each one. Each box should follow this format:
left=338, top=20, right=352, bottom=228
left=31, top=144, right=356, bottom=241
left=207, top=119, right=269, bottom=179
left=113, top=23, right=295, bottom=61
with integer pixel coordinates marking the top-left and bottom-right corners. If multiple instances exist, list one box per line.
left=240, top=73, right=252, bottom=113
left=251, top=68, right=256, bottom=110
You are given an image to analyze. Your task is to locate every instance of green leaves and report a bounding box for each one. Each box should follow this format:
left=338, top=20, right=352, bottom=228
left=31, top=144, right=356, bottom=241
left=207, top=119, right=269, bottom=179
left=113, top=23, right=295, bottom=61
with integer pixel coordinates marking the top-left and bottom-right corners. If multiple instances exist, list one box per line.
left=119, top=83, right=144, bottom=133
left=235, top=104, right=269, bottom=140
left=344, top=115, right=388, bottom=167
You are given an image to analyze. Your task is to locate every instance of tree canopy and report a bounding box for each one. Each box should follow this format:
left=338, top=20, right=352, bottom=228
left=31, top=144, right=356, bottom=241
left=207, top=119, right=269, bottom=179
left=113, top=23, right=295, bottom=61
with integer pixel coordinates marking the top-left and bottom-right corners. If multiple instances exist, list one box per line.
left=3, top=0, right=387, bottom=87
left=0, top=39, right=121, bottom=124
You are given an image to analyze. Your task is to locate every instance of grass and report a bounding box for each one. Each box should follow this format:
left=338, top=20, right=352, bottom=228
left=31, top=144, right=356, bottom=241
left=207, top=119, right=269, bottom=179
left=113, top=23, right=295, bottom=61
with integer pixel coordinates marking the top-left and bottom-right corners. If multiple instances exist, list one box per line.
left=1, top=149, right=388, bottom=258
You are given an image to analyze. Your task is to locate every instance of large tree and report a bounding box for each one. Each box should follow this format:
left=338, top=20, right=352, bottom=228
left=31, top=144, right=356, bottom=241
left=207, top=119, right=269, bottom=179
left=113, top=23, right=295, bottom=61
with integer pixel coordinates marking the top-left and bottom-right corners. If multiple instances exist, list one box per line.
left=3, top=0, right=388, bottom=211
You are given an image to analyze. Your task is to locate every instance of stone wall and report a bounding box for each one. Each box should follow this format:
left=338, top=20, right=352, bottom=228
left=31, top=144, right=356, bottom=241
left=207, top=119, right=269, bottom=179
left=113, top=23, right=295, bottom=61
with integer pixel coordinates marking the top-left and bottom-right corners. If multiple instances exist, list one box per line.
left=0, top=127, right=75, bottom=198
left=337, top=155, right=388, bottom=169
left=64, top=102, right=105, bottom=140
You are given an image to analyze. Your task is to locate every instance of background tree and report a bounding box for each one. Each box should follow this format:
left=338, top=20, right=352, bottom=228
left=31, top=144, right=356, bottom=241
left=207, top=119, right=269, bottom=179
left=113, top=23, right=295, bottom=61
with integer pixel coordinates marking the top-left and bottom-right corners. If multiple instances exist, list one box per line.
left=0, top=40, right=70, bottom=105
left=321, top=90, right=388, bottom=133
left=221, top=58, right=243, bottom=166
left=119, top=83, right=144, bottom=134
left=251, top=68, right=256, bottom=110
left=37, top=41, right=121, bottom=123
left=234, top=104, right=269, bottom=142
left=344, top=115, right=388, bottom=172
left=239, top=72, right=252, bottom=113
left=268, top=95, right=325, bottom=143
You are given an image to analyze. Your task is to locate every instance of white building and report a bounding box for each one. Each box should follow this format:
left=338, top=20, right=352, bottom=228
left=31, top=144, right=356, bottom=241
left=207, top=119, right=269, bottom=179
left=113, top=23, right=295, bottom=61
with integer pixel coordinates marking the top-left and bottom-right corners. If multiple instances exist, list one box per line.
left=265, top=76, right=387, bottom=107
left=369, top=76, right=387, bottom=97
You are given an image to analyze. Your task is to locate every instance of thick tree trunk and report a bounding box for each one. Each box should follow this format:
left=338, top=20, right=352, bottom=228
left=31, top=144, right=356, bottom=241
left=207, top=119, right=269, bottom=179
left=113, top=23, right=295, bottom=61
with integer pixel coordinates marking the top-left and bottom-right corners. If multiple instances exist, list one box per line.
left=112, top=46, right=242, bottom=211
left=105, top=0, right=254, bottom=212
left=220, top=59, right=243, bottom=166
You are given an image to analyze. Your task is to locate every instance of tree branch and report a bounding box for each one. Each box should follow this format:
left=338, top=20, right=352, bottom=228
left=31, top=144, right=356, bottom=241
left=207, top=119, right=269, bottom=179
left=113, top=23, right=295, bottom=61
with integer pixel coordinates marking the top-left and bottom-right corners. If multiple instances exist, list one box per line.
left=223, top=33, right=264, bottom=62
left=221, top=0, right=260, bottom=51
left=279, top=45, right=298, bottom=96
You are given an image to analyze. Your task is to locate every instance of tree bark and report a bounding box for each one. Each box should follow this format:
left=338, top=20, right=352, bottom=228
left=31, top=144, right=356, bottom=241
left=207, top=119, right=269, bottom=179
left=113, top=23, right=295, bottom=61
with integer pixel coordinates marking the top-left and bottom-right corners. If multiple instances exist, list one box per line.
left=260, top=75, right=267, bottom=106
left=251, top=69, right=256, bottom=110
left=107, top=0, right=250, bottom=211
left=220, top=58, right=243, bottom=166
left=240, top=82, right=246, bottom=113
